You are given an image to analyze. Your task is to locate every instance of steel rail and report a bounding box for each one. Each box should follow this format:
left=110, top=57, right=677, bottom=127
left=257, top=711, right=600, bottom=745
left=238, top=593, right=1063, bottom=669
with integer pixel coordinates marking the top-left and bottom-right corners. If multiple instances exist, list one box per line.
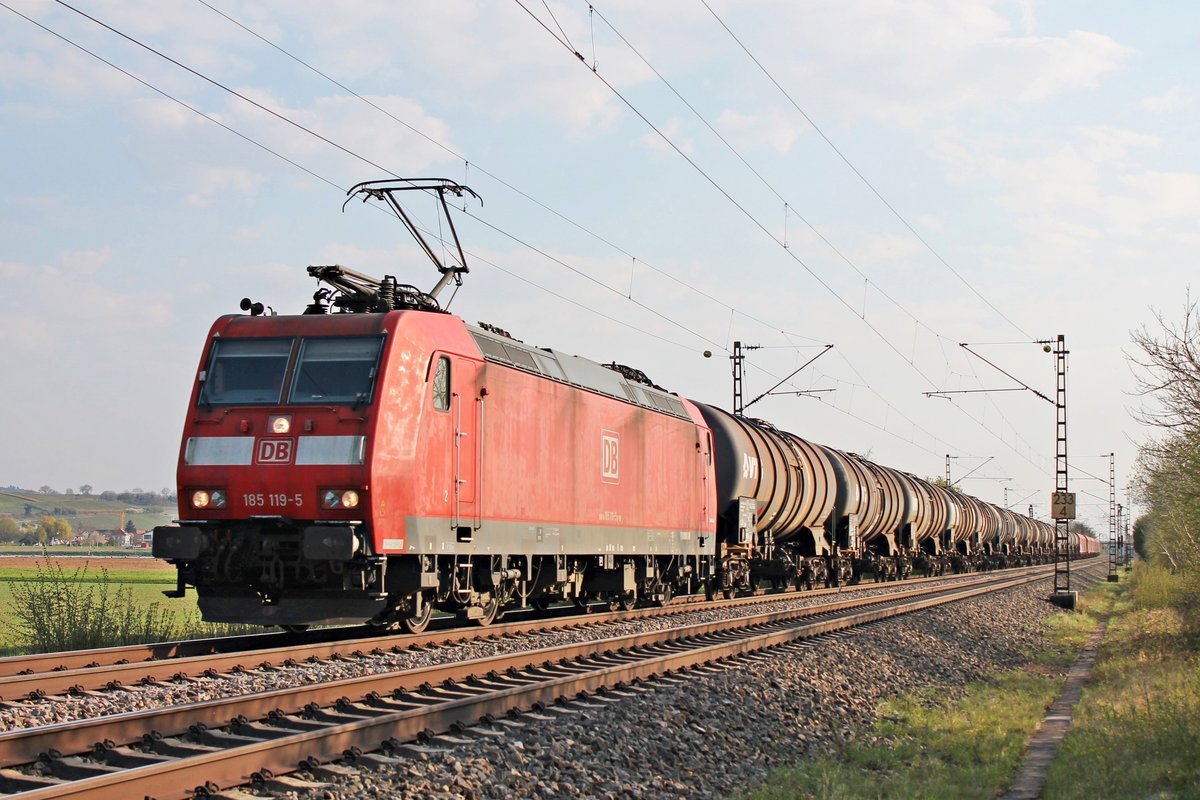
left=0, top=565, right=1032, bottom=678
left=0, top=566, right=1051, bottom=698
left=0, top=569, right=1056, bottom=797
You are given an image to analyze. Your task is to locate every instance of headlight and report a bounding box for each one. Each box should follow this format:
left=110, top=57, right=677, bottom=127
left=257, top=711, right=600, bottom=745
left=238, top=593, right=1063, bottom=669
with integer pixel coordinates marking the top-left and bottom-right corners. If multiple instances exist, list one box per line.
left=191, top=489, right=226, bottom=509
left=269, top=415, right=292, bottom=435
left=321, top=489, right=361, bottom=509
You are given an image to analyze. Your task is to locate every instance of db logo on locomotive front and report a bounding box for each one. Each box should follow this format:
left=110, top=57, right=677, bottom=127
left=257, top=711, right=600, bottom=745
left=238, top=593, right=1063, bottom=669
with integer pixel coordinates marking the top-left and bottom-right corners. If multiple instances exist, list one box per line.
left=256, top=438, right=295, bottom=465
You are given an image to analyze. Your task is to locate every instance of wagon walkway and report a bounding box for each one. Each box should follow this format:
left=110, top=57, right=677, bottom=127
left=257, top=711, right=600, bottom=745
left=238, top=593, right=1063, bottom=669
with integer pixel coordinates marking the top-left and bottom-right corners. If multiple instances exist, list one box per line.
left=1000, top=620, right=1108, bottom=800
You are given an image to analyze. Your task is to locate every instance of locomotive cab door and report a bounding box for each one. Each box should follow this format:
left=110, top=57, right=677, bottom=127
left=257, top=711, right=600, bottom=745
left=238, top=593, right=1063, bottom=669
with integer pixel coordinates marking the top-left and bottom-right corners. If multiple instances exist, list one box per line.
left=451, top=358, right=483, bottom=539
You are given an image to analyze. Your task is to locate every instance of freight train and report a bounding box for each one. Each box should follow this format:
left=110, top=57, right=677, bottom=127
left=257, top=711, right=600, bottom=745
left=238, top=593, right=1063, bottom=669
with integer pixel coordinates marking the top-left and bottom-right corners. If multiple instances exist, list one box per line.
left=153, top=180, right=1099, bottom=632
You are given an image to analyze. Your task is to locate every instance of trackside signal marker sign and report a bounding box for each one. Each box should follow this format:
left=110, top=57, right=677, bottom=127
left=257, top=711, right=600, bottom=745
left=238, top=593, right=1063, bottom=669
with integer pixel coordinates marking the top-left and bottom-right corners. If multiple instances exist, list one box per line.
left=1051, top=491, right=1076, bottom=520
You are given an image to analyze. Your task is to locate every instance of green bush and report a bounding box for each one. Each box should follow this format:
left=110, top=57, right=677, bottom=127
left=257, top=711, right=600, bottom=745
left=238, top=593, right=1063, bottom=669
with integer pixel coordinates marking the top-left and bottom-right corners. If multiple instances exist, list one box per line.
left=8, top=560, right=265, bottom=653
left=10, top=561, right=183, bottom=652
left=1131, top=561, right=1192, bottom=610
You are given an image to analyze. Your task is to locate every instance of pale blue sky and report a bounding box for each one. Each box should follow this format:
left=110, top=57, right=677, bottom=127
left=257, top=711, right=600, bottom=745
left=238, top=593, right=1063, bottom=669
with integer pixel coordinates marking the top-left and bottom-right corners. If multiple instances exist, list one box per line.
left=4, top=1, right=1196, bottom=533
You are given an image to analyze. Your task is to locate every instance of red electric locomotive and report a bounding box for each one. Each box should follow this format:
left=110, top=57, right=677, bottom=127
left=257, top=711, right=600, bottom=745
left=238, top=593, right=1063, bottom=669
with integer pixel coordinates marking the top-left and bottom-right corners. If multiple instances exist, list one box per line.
left=155, top=294, right=715, bottom=630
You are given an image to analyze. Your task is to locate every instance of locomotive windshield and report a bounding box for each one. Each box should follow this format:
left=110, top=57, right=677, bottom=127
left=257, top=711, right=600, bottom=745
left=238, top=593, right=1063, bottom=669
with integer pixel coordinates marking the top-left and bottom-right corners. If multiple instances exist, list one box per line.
left=198, top=338, right=293, bottom=405
left=197, top=335, right=383, bottom=406
left=288, top=336, right=383, bottom=404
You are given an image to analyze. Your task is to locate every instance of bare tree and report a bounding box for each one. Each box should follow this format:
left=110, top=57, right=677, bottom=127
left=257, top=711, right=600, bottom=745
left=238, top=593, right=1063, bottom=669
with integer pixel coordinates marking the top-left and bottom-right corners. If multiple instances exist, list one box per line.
left=1130, top=291, right=1200, bottom=435
left=1131, top=296, right=1200, bottom=579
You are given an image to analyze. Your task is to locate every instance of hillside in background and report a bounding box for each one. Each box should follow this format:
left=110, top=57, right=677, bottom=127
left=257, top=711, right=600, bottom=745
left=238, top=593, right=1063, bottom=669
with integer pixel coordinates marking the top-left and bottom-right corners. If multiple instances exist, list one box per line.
left=0, top=489, right=176, bottom=532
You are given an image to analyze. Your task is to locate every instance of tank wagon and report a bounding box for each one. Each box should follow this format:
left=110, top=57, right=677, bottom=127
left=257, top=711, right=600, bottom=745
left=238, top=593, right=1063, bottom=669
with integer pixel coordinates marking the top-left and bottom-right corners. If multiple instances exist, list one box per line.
left=153, top=180, right=1098, bottom=630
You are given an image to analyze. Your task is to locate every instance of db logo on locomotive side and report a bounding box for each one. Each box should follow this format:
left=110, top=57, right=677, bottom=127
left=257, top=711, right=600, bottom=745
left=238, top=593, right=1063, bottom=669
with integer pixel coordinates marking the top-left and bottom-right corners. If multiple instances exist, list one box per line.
left=256, top=438, right=295, bottom=465
left=600, top=430, right=620, bottom=484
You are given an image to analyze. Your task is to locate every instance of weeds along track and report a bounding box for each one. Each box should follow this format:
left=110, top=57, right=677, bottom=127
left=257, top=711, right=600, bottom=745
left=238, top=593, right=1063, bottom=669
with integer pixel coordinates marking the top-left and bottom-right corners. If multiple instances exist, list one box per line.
left=0, top=568, right=1058, bottom=799
left=0, top=566, right=1047, bottom=699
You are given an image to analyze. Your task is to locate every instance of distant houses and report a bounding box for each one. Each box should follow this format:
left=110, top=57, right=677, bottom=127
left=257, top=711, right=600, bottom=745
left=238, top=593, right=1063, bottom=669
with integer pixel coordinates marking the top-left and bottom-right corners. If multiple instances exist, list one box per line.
left=70, top=529, right=146, bottom=547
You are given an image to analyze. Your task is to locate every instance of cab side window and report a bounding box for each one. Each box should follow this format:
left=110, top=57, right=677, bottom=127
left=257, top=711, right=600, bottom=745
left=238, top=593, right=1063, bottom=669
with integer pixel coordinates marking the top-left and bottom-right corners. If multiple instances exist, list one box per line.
left=433, top=356, right=451, bottom=411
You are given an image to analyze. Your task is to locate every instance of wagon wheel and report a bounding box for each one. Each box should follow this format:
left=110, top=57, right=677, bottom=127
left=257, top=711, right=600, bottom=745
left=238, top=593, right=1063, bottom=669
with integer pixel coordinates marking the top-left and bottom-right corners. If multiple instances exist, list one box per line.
left=653, top=583, right=673, bottom=608
left=400, top=592, right=433, bottom=635
left=609, top=592, right=638, bottom=618
left=474, top=594, right=501, bottom=627
left=573, top=591, right=594, bottom=611
left=619, top=587, right=638, bottom=614
left=281, top=625, right=309, bottom=634
left=531, top=596, right=553, bottom=612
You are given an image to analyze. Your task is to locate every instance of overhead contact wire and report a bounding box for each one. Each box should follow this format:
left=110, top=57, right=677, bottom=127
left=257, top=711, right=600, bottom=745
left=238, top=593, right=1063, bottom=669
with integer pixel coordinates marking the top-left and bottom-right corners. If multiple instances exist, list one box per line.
left=0, top=1, right=342, bottom=193
left=697, top=0, right=1033, bottom=341
left=588, top=1, right=1042, bottom=466
left=589, top=4, right=936, bottom=336
left=0, top=3, right=703, bottom=358
left=52, top=0, right=409, bottom=184
left=512, top=0, right=943, bottom=390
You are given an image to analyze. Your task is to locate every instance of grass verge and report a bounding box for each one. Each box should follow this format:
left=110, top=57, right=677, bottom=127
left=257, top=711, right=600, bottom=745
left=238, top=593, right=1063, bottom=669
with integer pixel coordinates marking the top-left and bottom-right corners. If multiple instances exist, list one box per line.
left=742, top=581, right=1113, bottom=800
left=744, top=566, right=1200, bottom=800
left=1043, top=564, right=1200, bottom=799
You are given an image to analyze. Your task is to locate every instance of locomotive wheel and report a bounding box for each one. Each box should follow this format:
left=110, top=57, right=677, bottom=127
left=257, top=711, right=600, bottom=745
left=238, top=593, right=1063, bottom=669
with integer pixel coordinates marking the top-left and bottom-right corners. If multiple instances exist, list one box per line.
left=400, top=594, right=433, bottom=635
left=281, top=624, right=309, bottom=634
left=531, top=596, right=553, bottom=612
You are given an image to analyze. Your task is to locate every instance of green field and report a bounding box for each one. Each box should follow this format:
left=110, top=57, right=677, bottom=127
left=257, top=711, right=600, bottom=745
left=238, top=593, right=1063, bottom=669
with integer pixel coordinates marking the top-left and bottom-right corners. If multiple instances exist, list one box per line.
left=0, top=565, right=176, bottom=584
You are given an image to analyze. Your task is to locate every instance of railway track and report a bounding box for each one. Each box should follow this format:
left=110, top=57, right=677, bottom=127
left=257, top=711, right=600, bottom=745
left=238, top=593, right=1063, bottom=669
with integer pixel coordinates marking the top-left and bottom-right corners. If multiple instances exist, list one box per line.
left=0, top=566, right=1048, bottom=699
left=0, top=566, right=1055, bottom=799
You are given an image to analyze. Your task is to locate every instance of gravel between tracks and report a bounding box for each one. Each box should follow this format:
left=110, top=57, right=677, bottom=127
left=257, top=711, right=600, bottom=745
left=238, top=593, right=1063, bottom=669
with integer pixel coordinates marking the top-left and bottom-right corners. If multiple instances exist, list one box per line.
left=281, top=565, right=1105, bottom=800
left=0, top=573, right=1014, bottom=732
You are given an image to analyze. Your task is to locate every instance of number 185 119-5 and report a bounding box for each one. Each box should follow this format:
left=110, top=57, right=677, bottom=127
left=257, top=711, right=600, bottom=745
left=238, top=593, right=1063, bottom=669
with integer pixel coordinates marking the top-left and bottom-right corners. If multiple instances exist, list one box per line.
left=243, top=493, right=303, bottom=508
